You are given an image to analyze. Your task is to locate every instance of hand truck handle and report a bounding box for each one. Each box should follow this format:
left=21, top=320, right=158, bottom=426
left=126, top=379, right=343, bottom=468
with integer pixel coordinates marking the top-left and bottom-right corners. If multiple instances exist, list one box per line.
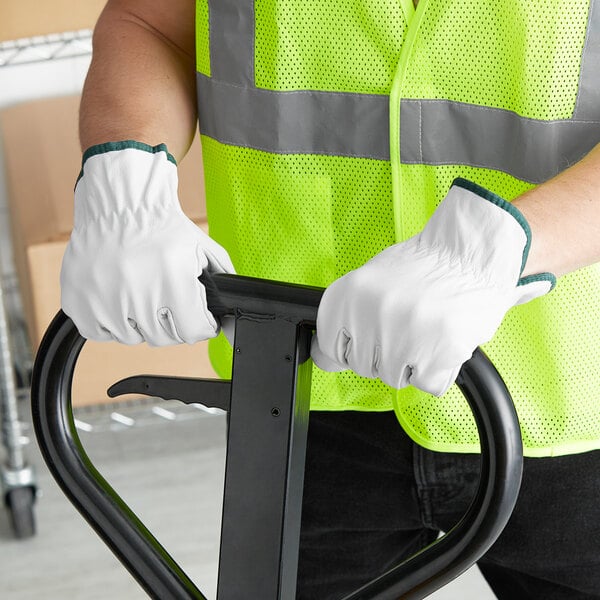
left=31, top=273, right=523, bottom=600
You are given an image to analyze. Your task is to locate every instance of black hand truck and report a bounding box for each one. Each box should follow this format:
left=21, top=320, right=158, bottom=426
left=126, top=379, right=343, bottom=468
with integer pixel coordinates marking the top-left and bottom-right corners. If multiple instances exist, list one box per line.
left=30, top=273, right=523, bottom=599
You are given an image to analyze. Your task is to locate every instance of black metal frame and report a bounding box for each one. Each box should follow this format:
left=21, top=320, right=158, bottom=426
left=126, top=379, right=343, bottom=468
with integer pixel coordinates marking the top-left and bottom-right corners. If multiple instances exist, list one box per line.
left=31, top=273, right=523, bottom=599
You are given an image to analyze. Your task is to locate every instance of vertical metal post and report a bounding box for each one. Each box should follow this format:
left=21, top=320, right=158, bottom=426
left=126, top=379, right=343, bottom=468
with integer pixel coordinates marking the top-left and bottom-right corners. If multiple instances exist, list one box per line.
left=0, top=277, right=25, bottom=471
left=217, top=314, right=312, bottom=600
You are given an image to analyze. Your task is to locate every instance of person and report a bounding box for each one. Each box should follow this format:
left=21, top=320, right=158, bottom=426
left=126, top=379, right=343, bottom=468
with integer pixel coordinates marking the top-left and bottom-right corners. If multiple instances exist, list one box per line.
left=60, top=0, right=600, bottom=597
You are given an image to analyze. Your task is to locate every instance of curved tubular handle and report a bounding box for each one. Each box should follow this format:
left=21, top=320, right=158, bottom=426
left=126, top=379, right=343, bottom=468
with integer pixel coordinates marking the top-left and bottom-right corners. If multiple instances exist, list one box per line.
left=32, top=274, right=523, bottom=600
left=30, top=310, right=207, bottom=600
left=342, top=349, right=523, bottom=599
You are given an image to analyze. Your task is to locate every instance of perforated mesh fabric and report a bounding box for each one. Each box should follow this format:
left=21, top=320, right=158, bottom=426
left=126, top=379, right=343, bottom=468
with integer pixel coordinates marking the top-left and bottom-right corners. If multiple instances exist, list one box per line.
left=199, top=0, right=600, bottom=456
left=401, top=1, right=590, bottom=119
left=195, top=0, right=210, bottom=76
left=255, top=0, right=409, bottom=93
left=202, top=136, right=397, bottom=411
left=202, top=137, right=396, bottom=284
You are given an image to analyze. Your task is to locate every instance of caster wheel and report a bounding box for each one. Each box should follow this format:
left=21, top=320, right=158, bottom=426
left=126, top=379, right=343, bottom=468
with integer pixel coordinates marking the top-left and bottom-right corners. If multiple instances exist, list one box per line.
left=5, top=486, right=36, bottom=539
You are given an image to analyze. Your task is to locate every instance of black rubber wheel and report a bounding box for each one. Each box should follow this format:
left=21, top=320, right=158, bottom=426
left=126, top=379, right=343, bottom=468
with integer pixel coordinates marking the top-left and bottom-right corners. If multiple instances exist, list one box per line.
left=5, top=486, right=36, bottom=539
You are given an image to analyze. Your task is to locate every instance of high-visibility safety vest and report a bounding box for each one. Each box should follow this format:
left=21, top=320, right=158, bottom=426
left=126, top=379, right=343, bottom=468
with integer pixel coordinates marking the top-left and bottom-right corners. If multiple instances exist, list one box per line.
left=196, top=0, right=600, bottom=457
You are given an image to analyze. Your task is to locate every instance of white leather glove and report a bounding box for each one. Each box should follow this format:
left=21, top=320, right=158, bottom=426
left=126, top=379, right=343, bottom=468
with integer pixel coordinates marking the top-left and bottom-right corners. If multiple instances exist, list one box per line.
left=61, top=141, right=235, bottom=346
left=311, top=179, right=555, bottom=396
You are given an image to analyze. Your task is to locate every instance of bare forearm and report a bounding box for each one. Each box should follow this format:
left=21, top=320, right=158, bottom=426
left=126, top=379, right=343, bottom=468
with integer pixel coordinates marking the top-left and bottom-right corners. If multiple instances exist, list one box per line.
left=79, top=0, right=197, bottom=162
left=514, top=143, right=600, bottom=279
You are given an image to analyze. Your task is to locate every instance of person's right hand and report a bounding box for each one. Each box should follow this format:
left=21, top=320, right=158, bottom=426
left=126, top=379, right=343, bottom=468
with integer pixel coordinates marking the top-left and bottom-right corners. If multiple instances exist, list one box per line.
left=60, top=141, right=235, bottom=346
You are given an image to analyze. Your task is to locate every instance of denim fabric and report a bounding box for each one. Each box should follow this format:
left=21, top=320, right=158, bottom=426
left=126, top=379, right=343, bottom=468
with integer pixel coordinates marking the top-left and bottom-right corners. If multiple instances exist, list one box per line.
left=297, top=411, right=600, bottom=599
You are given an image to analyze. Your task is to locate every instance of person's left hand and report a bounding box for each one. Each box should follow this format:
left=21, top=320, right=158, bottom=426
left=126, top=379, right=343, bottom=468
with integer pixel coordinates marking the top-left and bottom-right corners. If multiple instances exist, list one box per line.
left=311, top=179, right=555, bottom=396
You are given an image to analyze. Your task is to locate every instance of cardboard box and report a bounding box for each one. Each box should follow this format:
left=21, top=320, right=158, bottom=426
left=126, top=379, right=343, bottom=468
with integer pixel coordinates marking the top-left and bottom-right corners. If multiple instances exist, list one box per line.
left=1, top=94, right=217, bottom=406
left=0, top=0, right=106, bottom=42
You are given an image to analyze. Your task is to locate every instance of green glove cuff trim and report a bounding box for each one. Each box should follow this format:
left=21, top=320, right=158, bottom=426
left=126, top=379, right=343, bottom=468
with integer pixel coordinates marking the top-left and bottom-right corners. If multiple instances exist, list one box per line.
left=518, top=272, right=557, bottom=290
left=76, top=141, right=177, bottom=185
left=453, top=177, right=533, bottom=276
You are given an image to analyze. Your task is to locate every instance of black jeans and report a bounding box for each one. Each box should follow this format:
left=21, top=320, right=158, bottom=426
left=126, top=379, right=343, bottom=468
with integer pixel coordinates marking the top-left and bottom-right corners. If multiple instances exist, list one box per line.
left=297, top=411, right=600, bottom=599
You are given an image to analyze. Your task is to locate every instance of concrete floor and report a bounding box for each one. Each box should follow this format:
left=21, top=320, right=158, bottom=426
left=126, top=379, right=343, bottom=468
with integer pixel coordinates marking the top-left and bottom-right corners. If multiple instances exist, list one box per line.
left=0, top=397, right=495, bottom=599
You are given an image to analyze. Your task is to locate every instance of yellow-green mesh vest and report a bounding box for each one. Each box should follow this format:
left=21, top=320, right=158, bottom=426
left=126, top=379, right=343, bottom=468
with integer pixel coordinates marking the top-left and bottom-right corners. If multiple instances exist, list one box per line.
left=196, top=0, right=600, bottom=457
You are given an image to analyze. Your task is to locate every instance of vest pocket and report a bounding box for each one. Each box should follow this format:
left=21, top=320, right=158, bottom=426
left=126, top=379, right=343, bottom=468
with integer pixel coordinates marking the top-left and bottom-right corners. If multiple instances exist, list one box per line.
left=202, top=138, right=337, bottom=287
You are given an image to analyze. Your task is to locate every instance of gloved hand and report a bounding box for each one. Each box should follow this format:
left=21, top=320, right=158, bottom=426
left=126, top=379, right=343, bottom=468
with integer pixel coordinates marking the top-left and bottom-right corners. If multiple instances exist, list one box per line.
left=61, top=141, right=235, bottom=346
left=311, top=178, right=555, bottom=396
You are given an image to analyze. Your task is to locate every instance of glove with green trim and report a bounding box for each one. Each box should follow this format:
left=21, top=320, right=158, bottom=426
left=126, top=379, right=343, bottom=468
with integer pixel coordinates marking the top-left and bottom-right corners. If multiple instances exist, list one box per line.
left=61, top=141, right=235, bottom=346
left=311, top=178, right=555, bottom=396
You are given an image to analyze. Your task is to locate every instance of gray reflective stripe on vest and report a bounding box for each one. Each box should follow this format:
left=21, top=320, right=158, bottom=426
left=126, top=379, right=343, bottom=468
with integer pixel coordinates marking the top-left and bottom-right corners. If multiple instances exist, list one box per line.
left=199, top=0, right=600, bottom=183
left=399, top=100, right=600, bottom=184
left=574, top=0, right=600, bottom=119
left=197, top=74, right=390, bottom=160
left=207, top=0, right=254, bottom=86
